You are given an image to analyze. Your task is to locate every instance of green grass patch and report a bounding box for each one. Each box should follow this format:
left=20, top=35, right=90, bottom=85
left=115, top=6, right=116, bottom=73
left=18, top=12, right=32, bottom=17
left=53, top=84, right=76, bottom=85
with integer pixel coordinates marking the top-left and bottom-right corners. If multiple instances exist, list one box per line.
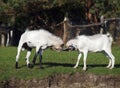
left=0, top=45, right=120, bottom=81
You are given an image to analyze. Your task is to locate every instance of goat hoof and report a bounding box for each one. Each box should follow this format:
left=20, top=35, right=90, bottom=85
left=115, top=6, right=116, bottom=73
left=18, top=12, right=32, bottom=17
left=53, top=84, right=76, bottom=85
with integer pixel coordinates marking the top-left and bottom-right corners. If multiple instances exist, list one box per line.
left=73, top=66, right=77, bottom=68
left=106, top=66, right=111, bottom=68
left=109, top=67, right=114, bottom=69
left=82, top=68, right=87, bottom=71
left=82, top=69, right=85, bottom=71
left=15, top=66, right=19, bottom=69
left=30, top=64, right=34, bottom=68
left=15, top=62, right=19, bottom=69
left=28, top=63, right=31, bottom=68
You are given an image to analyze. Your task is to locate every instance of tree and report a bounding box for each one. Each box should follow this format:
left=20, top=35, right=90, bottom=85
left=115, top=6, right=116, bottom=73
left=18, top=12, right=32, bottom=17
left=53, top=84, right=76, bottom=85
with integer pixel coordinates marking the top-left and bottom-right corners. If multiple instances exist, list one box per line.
left=89, top=0, right=120, bottom=18
left=0, top=0, right=120, bottom=31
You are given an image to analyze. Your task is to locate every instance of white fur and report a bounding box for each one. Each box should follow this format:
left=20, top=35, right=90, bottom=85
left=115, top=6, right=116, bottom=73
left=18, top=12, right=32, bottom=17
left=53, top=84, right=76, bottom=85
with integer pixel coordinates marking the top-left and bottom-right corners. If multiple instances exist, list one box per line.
left=16, top=29, right=63, bottom=67
left=66, top=33, right=115, bottom=70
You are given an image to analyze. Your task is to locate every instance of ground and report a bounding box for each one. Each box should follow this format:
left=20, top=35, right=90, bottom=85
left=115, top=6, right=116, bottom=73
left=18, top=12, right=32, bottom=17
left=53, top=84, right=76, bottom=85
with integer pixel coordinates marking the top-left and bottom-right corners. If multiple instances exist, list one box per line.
left=1, top=73, right=120, bottom=88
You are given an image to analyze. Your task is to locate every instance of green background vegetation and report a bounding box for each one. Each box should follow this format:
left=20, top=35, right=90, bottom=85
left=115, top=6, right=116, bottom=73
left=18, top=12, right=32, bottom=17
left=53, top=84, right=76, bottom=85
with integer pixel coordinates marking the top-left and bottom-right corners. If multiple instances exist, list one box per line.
left=0, top=0, right=120, bottom=31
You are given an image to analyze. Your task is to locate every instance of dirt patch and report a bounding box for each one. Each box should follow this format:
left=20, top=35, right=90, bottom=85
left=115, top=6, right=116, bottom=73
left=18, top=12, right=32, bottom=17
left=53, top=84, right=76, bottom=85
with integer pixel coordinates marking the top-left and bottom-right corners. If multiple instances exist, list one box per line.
left=1, top=73, right=120, bottom=88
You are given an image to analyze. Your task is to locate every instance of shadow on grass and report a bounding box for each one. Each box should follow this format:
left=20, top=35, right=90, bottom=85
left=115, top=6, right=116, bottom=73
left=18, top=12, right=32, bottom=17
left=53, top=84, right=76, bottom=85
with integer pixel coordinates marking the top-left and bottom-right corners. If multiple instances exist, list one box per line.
left=43, top=62, right=74, bottom=68
left=87, top=64, right=120, bottom=68
left=18, top=62, right=120, bottom=69
left=34, top=62, right=120, bottom=68
left=16, top=65, right=27, bottom=69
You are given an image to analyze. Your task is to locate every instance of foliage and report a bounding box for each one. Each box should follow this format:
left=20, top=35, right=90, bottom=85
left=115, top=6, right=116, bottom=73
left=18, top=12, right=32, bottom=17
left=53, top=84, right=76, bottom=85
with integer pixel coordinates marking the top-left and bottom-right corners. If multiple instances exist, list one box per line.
left=0, top=0, right=120, bottom=31
left=89, top=0, right=120, bottom=18
left=0, top=45, right=120, bottom=81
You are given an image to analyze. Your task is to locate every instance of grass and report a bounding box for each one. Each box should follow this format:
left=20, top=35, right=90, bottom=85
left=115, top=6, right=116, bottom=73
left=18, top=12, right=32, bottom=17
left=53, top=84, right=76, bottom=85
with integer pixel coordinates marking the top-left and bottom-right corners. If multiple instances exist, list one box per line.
left=0, top=45, right=120, bottom=81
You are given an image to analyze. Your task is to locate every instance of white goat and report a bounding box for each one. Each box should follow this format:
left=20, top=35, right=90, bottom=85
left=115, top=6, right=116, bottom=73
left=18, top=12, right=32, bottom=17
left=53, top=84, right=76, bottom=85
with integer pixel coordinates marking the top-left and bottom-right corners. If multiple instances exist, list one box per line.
left=16, top=29, right=63, bottom=68
left=66, top=33, right=115, bottom=70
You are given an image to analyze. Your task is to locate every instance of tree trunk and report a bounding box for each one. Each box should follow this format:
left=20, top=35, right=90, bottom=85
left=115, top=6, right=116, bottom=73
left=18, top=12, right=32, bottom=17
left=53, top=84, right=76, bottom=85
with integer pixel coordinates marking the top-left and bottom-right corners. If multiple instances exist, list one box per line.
left=86, top=0, right=94, bottom=23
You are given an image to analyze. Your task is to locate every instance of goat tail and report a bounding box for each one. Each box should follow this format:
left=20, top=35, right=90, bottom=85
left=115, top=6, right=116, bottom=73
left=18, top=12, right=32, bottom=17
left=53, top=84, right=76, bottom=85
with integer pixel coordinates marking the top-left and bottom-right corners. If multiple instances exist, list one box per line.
left=106, top=32, right=113, bottom=43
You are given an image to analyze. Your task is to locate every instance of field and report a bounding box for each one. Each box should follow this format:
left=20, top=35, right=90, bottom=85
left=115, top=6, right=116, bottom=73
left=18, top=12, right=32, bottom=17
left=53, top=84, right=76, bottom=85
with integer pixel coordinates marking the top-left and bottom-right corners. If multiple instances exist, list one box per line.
left=0, top=45, right=120, bottom=82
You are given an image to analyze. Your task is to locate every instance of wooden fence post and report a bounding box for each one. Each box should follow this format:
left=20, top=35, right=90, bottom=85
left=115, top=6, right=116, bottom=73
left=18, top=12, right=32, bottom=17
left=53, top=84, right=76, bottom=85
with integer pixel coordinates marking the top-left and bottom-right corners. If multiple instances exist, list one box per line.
left=63, top=16, right=70, bottom=44
left=1, top=33, right=5, bottom=47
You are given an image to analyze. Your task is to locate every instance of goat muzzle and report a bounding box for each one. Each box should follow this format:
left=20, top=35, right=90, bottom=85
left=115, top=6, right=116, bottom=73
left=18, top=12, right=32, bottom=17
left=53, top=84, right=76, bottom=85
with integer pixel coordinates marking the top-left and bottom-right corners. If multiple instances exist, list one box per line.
left=62, top=45, right=76, bottom=51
